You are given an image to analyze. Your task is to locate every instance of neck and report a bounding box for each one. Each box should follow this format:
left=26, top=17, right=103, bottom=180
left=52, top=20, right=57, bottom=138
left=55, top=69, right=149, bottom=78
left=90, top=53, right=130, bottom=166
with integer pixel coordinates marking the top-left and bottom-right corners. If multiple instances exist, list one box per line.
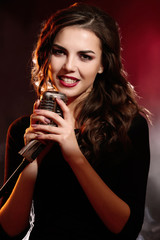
left=66, top=90, right=91, bottom=128
left=67, top=94, right=86, bottom=129
left=67, top=98, right=79, bottom=129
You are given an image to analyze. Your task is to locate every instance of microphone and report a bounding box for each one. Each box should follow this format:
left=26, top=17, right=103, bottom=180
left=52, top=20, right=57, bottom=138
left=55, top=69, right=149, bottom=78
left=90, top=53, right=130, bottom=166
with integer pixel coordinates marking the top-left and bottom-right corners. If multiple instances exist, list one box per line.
left=19, top=91, right=67, bottom=162
left=0, top=90, right=67, bottom=198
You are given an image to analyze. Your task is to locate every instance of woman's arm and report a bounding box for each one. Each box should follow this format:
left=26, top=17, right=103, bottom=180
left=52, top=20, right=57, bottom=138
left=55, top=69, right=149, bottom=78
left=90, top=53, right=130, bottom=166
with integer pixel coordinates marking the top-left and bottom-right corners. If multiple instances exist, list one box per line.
left=0, top=108, right=45, bottom=237
left=68, top=151, right=131, bottom=234
left=0, top=107, right=54, bottom=237
left=0, top=160, right=38, bottom=237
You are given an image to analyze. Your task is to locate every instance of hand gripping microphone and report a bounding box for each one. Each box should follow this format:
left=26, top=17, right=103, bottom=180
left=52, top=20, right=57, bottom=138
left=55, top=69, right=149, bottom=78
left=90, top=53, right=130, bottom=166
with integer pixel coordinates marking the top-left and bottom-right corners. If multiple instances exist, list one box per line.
left=0, top=91, right=67, bottom=198
left=19, top=91, right=67, bottom=162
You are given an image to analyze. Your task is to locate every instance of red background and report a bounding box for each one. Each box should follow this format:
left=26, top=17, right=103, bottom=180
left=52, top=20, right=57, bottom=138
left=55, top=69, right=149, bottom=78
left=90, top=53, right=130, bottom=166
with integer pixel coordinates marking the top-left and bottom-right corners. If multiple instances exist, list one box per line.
left=0, top=0, right=160, bottom=238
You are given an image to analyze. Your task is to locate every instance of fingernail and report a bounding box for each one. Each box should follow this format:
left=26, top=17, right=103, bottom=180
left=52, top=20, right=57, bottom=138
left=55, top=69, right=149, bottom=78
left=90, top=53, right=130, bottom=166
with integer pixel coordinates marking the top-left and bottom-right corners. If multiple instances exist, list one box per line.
left=44, top=118, right=51, bottom=124
left=31, top=124, right=37, bottom=128
left=56, top=97, right=62, bottom=102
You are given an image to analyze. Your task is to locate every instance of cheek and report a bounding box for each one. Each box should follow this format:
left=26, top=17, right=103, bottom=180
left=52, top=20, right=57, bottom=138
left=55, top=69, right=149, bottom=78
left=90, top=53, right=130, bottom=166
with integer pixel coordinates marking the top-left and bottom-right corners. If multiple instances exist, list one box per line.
left=82, top=67, right=98, bottom=82
left=80, top=60, right=101, bottom=80
left=50, top=62, right=58, bottom=74
left=50, top=57, right=64, bottom=74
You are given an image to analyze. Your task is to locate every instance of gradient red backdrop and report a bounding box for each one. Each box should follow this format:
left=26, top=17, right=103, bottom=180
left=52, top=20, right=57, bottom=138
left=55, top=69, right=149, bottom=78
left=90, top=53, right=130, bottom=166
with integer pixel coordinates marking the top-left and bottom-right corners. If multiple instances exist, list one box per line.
left=0, top=0, right=160, bottom=239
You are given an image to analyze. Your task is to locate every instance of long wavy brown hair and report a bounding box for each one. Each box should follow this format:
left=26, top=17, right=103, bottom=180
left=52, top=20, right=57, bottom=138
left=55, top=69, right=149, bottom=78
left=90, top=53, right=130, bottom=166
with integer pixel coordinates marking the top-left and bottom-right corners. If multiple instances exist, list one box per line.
left=31, top=3, right=147, bottom=163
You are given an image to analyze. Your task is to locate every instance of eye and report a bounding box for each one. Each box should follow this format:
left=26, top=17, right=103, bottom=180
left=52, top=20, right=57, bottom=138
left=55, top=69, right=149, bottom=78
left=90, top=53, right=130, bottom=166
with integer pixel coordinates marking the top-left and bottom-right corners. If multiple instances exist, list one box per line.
left=51, top=48, right=65, bottom=56
left=79, top=53, right=93, bottom=61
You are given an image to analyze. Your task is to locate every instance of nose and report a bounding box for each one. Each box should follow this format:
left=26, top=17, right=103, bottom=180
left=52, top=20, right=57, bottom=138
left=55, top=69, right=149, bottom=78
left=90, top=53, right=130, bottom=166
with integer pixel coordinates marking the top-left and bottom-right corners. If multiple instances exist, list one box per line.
left=63, top=55, right=77, bottom=72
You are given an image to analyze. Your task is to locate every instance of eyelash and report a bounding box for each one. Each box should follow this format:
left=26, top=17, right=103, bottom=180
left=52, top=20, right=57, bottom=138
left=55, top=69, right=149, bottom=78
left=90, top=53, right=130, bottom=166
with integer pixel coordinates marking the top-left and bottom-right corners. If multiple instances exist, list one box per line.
left=79, top=54, right=92, bottom=61
left=52, top=49, right=65, bottom=56
left=51, top=48, right=93, bottom=61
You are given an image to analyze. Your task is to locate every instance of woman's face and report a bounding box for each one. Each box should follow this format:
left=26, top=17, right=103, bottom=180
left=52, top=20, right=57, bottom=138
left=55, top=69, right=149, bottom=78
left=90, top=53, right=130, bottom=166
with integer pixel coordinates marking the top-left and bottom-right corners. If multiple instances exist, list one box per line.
left=49, top=26, right=103, bottom=103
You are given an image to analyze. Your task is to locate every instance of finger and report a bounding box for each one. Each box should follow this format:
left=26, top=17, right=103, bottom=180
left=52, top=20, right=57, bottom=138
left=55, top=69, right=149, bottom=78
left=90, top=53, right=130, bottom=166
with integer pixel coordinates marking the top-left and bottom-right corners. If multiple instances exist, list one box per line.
left=31, top=124, right=61, bottom=135
left=31, top=112, right=51, bottom=125
left=33, top=109, right=64, bottom=126
left=36, top=133, right=61, bottom=142
left=25, top=133, right=47, bottom=145
left=24, top=125, right=47, bottom=144
left=56, top=98, right=70, bottom=120
left=24, top=131, right=39, bottom=145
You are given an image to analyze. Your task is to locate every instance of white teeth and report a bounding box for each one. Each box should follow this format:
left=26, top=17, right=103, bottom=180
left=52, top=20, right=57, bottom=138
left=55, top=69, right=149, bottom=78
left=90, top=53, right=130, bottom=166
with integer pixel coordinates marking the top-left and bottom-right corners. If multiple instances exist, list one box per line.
left=61, top=77, right=77, bottom=83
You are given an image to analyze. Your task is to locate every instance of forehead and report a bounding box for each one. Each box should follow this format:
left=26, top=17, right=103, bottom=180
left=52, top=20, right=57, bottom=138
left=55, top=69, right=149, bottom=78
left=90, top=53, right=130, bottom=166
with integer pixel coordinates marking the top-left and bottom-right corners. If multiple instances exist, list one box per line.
left=53, top=26, right=102, bottom=51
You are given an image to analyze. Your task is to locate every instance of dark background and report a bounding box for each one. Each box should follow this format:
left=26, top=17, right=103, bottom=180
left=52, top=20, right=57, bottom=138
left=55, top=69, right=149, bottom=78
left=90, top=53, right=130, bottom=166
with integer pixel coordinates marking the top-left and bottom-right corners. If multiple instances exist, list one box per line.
left=0, top=0, right=160, bottom=239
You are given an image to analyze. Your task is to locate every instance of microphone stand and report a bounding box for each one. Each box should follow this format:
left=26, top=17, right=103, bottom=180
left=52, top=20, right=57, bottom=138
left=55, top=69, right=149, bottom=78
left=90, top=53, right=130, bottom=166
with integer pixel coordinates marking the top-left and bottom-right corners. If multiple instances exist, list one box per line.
left=0, top=140, right=45, bottom=199
left=0, top=158, right=29, bottom=198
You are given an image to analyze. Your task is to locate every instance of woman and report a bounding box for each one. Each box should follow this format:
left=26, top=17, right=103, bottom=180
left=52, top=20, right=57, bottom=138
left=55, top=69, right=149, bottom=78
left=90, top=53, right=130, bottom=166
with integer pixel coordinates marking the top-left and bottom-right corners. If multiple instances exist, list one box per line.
left=0, top=3, right=150, bottom=240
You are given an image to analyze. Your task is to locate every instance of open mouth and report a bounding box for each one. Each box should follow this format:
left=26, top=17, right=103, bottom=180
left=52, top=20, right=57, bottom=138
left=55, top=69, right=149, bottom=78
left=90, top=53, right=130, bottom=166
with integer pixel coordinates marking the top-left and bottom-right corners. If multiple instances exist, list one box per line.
left=58, top=76, right=80, bottom=87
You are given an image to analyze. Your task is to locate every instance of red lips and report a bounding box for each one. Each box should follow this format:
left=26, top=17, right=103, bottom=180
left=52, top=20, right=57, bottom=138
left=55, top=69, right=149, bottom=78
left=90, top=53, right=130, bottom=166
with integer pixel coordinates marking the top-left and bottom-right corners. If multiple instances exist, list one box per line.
left=58, top=75, right=80, bottom=87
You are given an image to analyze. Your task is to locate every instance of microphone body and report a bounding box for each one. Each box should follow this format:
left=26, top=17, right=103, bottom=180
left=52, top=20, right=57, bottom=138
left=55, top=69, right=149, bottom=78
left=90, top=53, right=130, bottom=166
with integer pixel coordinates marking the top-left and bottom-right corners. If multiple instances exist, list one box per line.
left=0, top=91, right=67, bottom=198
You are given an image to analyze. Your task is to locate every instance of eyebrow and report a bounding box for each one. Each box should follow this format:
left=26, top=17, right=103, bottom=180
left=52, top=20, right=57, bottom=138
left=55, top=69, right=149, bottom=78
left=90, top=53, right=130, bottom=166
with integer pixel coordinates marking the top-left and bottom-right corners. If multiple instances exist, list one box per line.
left=52, top=43, right=96, bottom=55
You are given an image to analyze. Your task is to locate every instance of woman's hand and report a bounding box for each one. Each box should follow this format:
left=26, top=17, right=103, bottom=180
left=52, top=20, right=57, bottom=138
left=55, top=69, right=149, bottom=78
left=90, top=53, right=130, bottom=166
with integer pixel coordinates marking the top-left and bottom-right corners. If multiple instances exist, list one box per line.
left=28, top=98, right=82, bottom=163
left=24, top=99, right=52, bottom=144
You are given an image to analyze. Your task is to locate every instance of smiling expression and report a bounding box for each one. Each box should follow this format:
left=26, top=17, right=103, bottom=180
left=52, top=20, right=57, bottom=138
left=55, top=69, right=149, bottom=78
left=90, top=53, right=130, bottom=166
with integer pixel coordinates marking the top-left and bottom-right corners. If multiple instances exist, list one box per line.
left=49, top=26, right=103, bottom=103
